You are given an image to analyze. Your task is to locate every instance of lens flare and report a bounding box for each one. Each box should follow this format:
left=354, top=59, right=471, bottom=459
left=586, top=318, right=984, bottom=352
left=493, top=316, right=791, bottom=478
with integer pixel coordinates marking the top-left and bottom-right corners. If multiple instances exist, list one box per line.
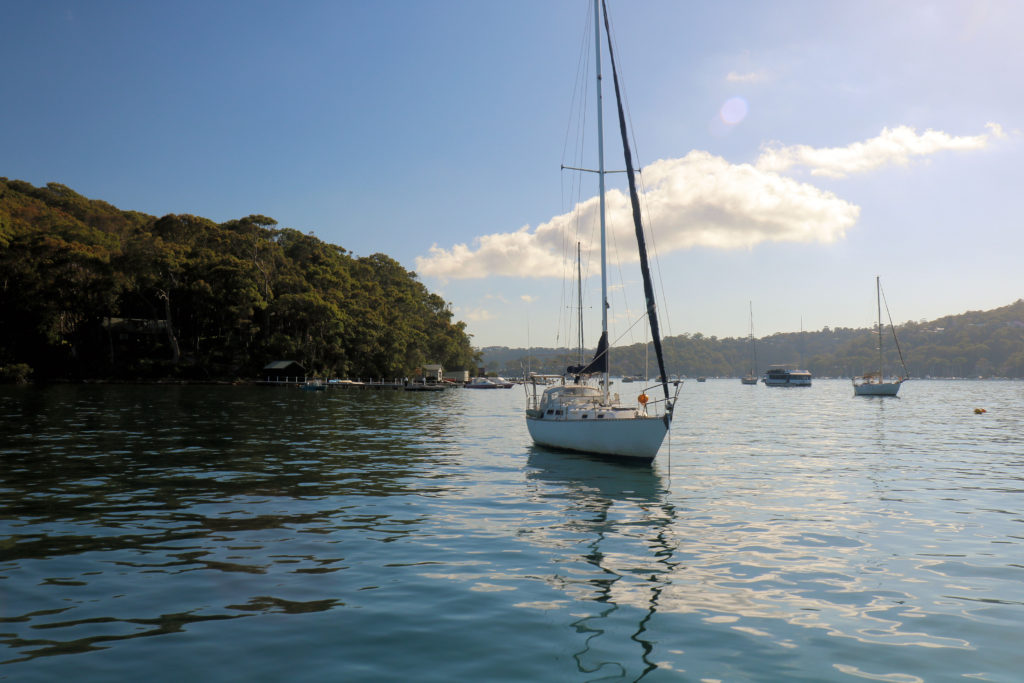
left=720, top=96, right=749, bottom=125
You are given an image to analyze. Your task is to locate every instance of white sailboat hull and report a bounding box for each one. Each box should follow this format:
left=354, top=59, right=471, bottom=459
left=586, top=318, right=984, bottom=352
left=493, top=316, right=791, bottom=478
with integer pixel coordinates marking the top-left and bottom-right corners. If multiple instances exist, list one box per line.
left=853, top=380, right=902, bottom=396
left=853, top=277, right=907, bottom=398
left=526, top=415, right=668, bottom=462
left=522, top=1, right=676, bottom=465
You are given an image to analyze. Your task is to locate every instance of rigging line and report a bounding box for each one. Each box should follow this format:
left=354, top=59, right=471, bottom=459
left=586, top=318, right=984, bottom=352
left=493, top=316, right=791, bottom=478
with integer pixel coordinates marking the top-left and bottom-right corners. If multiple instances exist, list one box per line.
left=618, top=69, right=673, bottom=341
left=598, top=7, right=637, bottom=347
left=557, top=7, right=594, bottom=350
left=627, top=126, right=672, bottom=340
left=574, top=311, right=647, bottom=374
left=601, top=7, right=670, bottom=342
left=607, top=200, right=638, bottom=347
left=559, top=140, right=589, bottom=348
left=572, top=81, right=593, bottom=351
left=560, top=3, right=594, bottom=171
left=601, top=0, right=671, bottom=408
left=608, top=312, right=648, bottom=348
left=880, top=282, right=910, bottom=378
left=642, top=172, right=674, bottom=339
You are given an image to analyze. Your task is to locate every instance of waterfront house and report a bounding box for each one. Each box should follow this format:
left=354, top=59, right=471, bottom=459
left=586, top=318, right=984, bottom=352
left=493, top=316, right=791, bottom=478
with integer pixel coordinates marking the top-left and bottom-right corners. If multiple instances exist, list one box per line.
left=262, top=360, right=306, bottom=383
left=421, top=364, right=444, bottom=382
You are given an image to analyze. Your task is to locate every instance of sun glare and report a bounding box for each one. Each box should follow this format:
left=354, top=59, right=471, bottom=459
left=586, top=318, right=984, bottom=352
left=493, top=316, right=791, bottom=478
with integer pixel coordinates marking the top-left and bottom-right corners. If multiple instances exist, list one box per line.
left=720, top=96, right=749, bottom=125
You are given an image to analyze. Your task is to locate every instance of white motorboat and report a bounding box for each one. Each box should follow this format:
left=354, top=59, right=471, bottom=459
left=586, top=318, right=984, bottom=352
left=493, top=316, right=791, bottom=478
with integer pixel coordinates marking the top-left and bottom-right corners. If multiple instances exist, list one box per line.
left=465, top=376, right=513, bottom=389
left=763, top=366, right=812, bottom=387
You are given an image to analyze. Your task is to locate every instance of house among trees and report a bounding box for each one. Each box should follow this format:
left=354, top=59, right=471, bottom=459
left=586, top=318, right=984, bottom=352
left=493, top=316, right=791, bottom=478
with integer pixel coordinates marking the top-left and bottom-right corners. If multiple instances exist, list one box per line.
left=263, top=361, right=306, bottom=383
left=420, top=364, right=444, bottom=383
left=444, top=369, right=470, bottom=382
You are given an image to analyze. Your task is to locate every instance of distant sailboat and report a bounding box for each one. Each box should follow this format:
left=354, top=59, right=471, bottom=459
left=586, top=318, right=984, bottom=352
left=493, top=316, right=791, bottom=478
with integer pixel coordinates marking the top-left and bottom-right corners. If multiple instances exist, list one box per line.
left=741, top=301, right=759, bottom=385
left=525, top=0, right=679, bottom=463
left=853, top=276, right=908, bottom=396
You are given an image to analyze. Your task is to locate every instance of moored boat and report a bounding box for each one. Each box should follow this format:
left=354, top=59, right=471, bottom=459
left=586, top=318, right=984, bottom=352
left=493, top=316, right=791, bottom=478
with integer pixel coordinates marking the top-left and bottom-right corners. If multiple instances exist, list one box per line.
left=741, top=301, right=759, bottom=385
left=852, top=372, right=901, bottom=396
left=465, top=376, right=514, bottom=389
left=762, top=366, right=812, bottom=387
left=524, top=0, right=679, bottom=463
left=853, top=276, right=908, bottom=397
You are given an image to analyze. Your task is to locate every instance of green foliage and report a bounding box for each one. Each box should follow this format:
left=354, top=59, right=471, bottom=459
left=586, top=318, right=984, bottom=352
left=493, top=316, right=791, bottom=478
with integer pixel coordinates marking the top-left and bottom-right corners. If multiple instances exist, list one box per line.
left=0, top=363, right=32, bottom=384
left=0, top=178, right=476, bottom=380
left=482, top=300, right=1024, bottom=379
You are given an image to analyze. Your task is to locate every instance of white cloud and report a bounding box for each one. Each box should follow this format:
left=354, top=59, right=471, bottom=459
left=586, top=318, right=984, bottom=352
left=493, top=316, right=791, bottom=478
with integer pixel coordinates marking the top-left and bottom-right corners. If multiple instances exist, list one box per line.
left=416, top=224, right=565, bottom=280
left=416, top=150, right=858, bottom=280
left=726, top=70, right=770, bottom=84
left=756, top=123, right=1004, bottom=178
left=416, top=124, right=1003, bottom=281
left=520, top=295, right=537, bottom=303
left=460, top=307, right=495, bottom=322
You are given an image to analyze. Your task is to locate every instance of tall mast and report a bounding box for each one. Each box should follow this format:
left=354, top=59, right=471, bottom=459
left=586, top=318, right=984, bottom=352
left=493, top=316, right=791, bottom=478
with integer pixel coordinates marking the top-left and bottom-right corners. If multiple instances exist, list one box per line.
left=593, top=0, right=609, bottom=399
left=749, top=301, right=756, bottom=374
left=577, top=242, right=584, bottom=366
left=876, top=276, right=883, bottom=377
left=601, top=0, right=671, bottom=411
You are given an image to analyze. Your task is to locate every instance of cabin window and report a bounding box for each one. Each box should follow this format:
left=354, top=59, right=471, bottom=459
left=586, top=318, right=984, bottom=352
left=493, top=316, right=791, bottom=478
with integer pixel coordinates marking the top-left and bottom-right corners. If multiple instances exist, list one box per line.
left=555, top=410, right=562, bottom=416
left=598, top=414, right=605, bottom=418
left=546, top=409, right=554, bottom=415
left=581, top=414, right=588, bottom=419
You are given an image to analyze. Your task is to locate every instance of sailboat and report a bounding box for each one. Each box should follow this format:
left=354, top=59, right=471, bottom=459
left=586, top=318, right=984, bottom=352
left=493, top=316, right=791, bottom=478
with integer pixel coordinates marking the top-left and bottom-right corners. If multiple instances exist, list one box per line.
left=853, top=276, right=908, bottom=396
left=525, top=0, right=679, bottom=463
left=741, top=301, right=759, bottom=385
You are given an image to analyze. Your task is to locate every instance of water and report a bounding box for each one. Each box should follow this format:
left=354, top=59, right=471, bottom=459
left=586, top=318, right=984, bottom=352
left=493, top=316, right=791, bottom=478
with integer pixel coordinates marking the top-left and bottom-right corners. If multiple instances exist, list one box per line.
left=2, top=380, right=1022, bottom=681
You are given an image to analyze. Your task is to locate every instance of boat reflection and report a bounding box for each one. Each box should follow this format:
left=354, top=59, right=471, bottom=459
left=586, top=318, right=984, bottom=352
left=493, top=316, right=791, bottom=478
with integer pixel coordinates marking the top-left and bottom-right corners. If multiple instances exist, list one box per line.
left=525, top=448, right=678, bottom=680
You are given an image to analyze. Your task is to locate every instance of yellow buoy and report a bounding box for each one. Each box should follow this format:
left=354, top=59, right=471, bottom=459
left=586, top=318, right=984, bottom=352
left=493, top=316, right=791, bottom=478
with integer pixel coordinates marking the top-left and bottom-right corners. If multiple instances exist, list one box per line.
left=974, top=408, right=987, bottom=414
left=638, top=393, right=649, bottom=405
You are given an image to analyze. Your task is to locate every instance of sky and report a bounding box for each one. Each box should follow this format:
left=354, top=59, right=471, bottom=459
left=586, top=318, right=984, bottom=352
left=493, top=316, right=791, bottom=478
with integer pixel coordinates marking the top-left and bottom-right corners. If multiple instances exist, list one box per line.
left=2, top=0, right=1021, bottom=351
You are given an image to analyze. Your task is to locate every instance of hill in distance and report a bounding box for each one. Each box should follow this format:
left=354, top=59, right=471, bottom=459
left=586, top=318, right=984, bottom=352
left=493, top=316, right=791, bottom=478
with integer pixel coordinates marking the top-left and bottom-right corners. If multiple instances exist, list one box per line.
left=479, top=299, right=1024, bottom=379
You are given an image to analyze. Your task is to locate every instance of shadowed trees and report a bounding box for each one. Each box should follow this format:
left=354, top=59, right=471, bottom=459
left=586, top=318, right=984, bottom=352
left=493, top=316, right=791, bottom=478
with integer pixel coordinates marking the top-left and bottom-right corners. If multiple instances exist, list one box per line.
left=0, top=178, right=477, bottom=380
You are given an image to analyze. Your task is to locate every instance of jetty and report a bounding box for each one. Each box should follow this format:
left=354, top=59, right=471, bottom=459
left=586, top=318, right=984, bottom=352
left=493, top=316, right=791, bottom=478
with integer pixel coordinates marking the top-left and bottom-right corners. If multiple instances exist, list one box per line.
left=259, top=377, right=454, bottom=391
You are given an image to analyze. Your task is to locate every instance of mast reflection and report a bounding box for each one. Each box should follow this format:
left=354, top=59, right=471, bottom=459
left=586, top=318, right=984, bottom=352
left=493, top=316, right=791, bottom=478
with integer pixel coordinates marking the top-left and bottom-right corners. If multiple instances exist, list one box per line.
left=525, top=448, right=679, bottom=681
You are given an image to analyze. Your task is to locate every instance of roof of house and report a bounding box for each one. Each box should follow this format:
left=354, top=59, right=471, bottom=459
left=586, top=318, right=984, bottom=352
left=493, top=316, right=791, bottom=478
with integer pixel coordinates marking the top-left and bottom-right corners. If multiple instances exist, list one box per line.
left=263, top=360, right=304, bottom=370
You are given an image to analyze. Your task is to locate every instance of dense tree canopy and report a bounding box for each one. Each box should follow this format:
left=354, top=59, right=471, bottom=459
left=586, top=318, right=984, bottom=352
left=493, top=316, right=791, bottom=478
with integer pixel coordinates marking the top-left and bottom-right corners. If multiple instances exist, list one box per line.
left=0, top=178, right=478, bottom=381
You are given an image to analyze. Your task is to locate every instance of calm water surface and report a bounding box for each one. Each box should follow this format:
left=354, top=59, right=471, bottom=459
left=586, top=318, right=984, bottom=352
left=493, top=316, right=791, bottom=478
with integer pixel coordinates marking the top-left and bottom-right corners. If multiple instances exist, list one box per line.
left=2, top=380, right=1022, bottom=681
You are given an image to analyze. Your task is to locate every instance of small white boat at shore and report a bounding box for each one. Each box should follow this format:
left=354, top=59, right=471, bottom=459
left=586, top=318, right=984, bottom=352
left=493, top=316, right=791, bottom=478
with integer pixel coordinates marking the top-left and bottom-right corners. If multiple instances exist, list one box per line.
left=465, top=376, right=514, bottom=389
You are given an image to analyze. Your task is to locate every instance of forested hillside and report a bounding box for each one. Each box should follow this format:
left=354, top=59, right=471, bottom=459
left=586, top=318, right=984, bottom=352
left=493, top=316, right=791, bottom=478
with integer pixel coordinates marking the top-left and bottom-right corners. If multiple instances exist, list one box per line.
left=0, top=178, right=477, bottom=381
left=481, top=299, right=1024, bottom=379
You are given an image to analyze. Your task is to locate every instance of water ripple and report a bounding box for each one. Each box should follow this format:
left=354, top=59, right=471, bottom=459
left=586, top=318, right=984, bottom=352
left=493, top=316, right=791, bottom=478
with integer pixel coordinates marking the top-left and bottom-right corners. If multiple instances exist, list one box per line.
left=1, top=381, right=1023, bottom=680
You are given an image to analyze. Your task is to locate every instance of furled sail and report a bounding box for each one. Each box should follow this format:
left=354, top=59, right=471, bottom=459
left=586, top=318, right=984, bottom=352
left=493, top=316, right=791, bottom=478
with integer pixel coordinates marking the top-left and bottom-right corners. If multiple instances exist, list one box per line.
left=567, top=331, right=608, bottom=376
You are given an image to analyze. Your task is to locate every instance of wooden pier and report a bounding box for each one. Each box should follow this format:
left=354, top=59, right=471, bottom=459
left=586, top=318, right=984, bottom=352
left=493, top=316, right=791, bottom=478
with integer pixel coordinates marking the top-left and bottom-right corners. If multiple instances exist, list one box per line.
left=259, top=378, right=454, bottom=391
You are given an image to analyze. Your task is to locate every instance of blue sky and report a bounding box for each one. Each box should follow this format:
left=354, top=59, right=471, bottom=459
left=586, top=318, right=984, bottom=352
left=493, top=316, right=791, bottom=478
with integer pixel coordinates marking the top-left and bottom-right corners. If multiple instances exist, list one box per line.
left=3, top=1, right=1021, bottom=351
